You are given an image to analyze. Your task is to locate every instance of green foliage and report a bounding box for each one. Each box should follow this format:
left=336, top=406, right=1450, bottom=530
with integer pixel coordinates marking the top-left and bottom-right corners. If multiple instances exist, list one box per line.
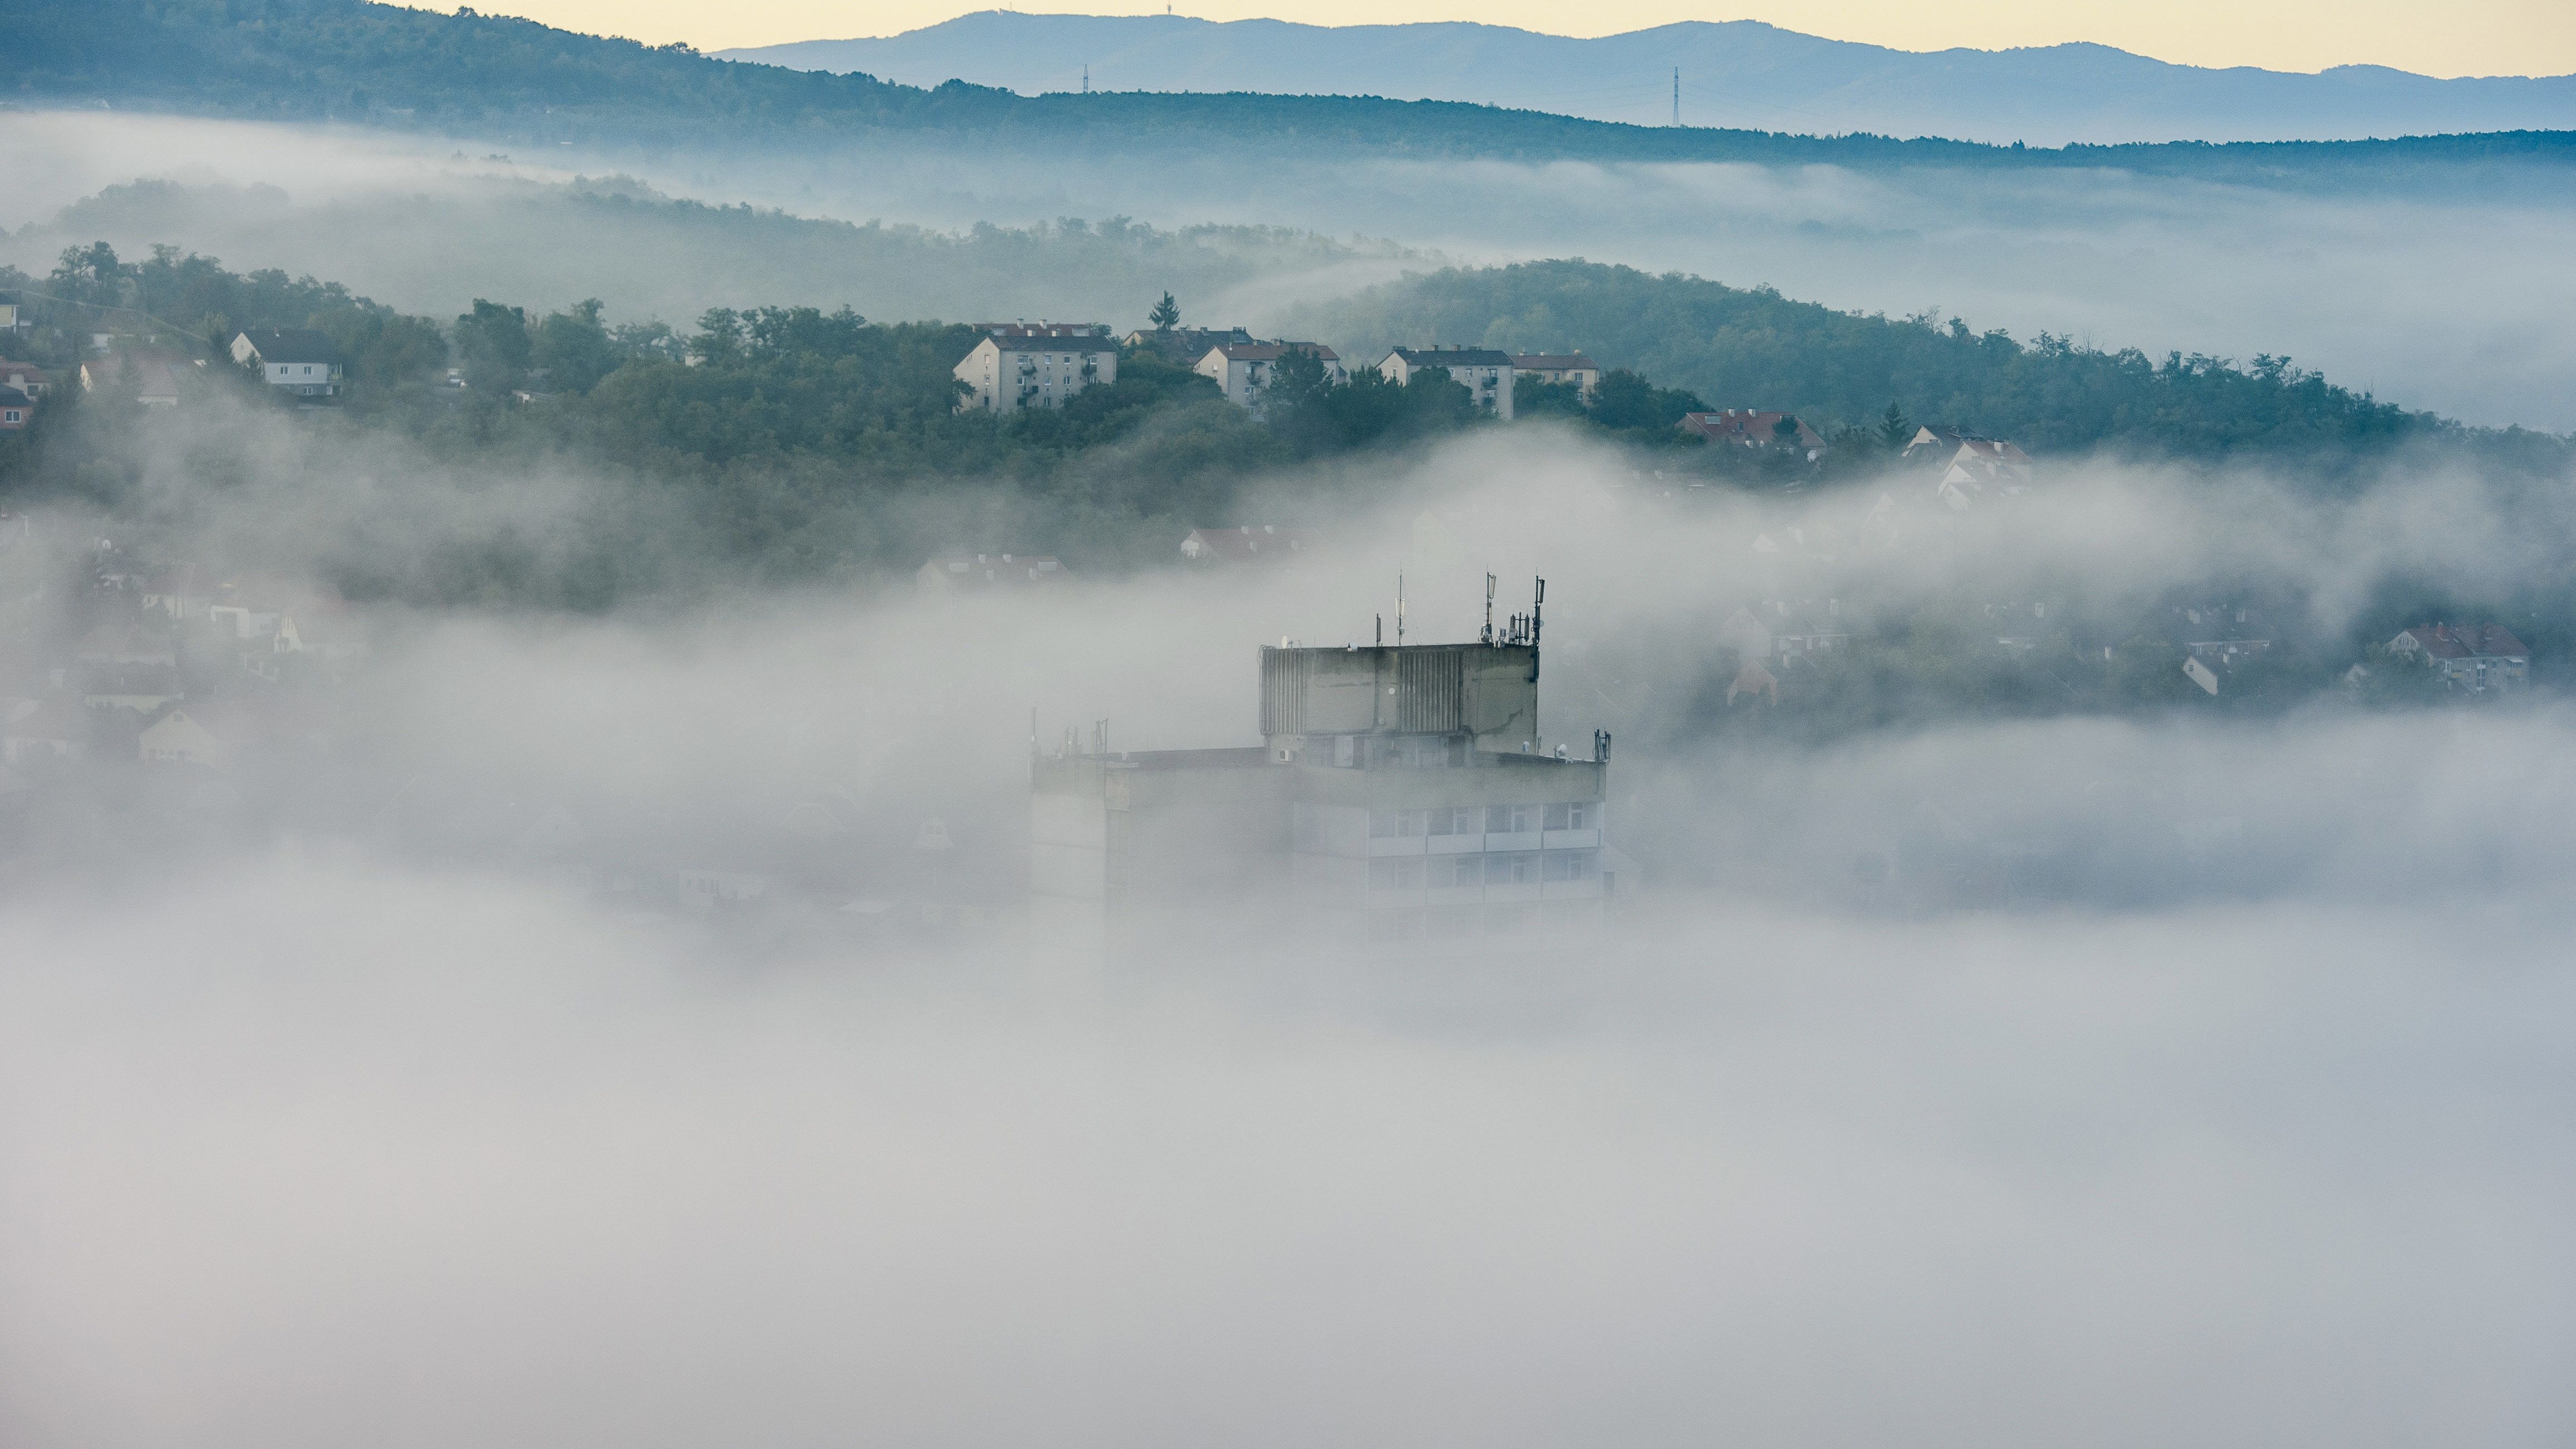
left=1290, top=260, right=2574, bottom=479
left=1148, top=292, right=1181, bottom=332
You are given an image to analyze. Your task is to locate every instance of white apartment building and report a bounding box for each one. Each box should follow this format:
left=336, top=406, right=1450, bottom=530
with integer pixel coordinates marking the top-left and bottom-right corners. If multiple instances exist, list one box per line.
left=230, top=328, right=346, bottom=399
left=1512, top=352, right=1601, bottom=397
left=1377, top=346, right=1515, bottom=420
left=955, top=332, right=1120, bottom=414
left=1193, top=342, right=1343, bottom=414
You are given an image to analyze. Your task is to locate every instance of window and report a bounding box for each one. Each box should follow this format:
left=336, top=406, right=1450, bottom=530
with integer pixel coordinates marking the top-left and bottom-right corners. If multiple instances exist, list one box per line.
left=1543, top=802, right=1594, bottom=831
left=1486, top=804, right=1535, bottom=834
left=1485, top=853, right=1538, bottom=886
left=1542, top=850, right=1597, bottom=883
left=1428, top=805, right=1478, bottom=836
left=1369, top=809, right=1428, bottom=839
left=1432, top=855, right=1482, bottom=888
left=1368, top=858, right=1422, bottom=890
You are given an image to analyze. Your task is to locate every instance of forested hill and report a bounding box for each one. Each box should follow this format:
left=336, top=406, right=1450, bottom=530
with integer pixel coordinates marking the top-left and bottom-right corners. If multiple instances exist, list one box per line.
left=14, top=0, right=2576, bottom=177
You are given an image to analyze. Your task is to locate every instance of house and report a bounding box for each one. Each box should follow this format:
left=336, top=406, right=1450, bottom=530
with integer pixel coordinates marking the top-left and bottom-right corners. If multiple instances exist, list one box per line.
left=210, top=573, right=336, bottom=641
left=1121, top=325, right=1255, bottom=361
left=0, top=386, right=30, bottom=432
left=74, top=618, right=178, bottom=665
left=2170, top=603, right=2272, bottom=667
left=272, top=606, right=367, bottom=661
left=1680, top=410, right=1825, bottom=458
left=0, top=293, right=22, bottom=331
left=1180, top=525, right=1310, bottom=565
left=1511, top=352, right=1601, bottom=398
left=915, top=554, right=1072, bottom=594
left=954, top=332, right=1119, bottom=414
left=2388, top=623, right=2531, bottom=694
left=230, top=328, right=347, bottom=399
left=136, top=701, right=245, bottom=766
left=1378, top=346, right=1515, bottom=420
left=976, top=322, right=1113, bottom=340
left=1717, top=607, right=1772, bottom=662
left=79, top=352, right=192, bottom=408
left=0, top=361, right=51, bottom=399
left=80, top=661, right=183, bottom=713
left=2, top=699, right=86, bottom=766
left=1903, top=426, right=2030, bottom=467
left=1194, top=342, right=1342, bottom=413
left=1933, top=440, right=2037, bottom=510
left=142, top=564, right=216, bottom=619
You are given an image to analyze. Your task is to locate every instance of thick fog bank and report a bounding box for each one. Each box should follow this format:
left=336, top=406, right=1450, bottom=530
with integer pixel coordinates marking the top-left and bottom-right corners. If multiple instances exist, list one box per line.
left=11, top=112, right=2576, bottom=428
left=2, top=864, right=2572, bottom=1449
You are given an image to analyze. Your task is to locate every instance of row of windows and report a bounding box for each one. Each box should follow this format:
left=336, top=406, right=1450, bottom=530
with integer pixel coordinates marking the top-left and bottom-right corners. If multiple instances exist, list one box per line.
left=1366, top=850, right=1598, bottom=889
left=1368, top=802, right=1597, bottom=838
left=1363, top=900, right=1602, bottom=943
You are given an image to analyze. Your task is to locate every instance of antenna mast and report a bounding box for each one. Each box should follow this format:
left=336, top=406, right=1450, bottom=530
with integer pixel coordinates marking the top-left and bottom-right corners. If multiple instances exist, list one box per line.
left=1396, top=573, right=1406, bottom=645
left=1483, top=573, right=1496, bottom=644
left=1673, top=67, right=1680, bottom=127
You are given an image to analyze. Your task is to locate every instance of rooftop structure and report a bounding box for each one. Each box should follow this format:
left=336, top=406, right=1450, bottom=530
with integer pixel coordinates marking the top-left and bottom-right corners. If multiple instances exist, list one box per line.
left=1032, top=580, right=1616, bottom=954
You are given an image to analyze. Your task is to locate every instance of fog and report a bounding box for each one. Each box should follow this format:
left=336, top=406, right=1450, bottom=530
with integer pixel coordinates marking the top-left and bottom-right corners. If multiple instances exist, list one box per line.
left=11, top=111, right=2576, bottom=427
left=9, top=100, right=2576, bottom=1445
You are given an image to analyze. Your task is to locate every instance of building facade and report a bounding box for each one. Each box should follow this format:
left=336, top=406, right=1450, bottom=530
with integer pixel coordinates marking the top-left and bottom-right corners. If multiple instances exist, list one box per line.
left=230, top=329, right=346, bottom=399
left=955, top=332, right=1120, bottom=414
left=1377, top=346, right=1516, bottom=420
left=1193, top=342, right=1343, bottom=414
left=1032, top=631, right=1614, bottom=953
left=1511, top=352, right=1601, bottom=397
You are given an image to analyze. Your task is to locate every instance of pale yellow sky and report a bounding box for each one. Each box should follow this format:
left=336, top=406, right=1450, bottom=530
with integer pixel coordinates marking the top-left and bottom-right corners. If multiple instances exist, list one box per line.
left=436, top=0, right=2576, bottom=77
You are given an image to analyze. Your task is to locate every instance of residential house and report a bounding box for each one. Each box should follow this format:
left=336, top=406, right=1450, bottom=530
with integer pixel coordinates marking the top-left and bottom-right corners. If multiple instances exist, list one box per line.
left=2, top=699, right=86, bottom=766
left=1181, top=525, right=1311, bottom=565
left=230, top=328, right=347, bottom=399
left=272, top=605, right=367, bottom=662
left=80, top=661, right=183, bottom=713
left=137, top=701, right=244, bottom=766
left=954, top=331, right=1119, bottom=414
left=1378, top=346, right=1515, bottom=420
left=915, top=553, right=1072, bottom=594
left=142, top=564, right=216, bottom=619
left=2388, top=623, right=2531, bottom=694
left=0, top=361, right=51, bottom=399
left=1511, top=352, right=1601, bottom=398
left=1194, top=342, right=1342, bottom=413
left=2171, top=603, right=2273, bottom=667
left=0, top=361, right=47, bottom=430
left=0, top=293, right=22, bottom=331
left=74, top=618, right=178, bottom=666
left=1121, top=325, right=1255, bottom=362
left=79, top=352, right=192, bottom=408
left=1680, top=410, right=1826, bottom=458
left=976, top=322, right=1114, bottom=340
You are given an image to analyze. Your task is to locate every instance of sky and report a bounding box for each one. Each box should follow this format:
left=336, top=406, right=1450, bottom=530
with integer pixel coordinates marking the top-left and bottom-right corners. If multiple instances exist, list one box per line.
left=410, top=0, right=2576, bottom=79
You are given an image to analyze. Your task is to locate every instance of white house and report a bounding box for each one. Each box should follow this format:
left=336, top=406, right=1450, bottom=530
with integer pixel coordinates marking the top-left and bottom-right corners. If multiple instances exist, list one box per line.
left=954, top=331, right=1118, bottom=414
left=2389, top=623, right=2531, bottom=694
left=2, top=699, right=85, bottom=766
left=1377, top=346, right=1515, bottom=420
left=230, top=328, right=347, bottom=399
left=1194, top=342, right=1342, bottom=414
left=1511, top=352, right=1601, bottom=397
left=915, top=553, right=1072, bottom=594
left=1181, top=525, right=1311, bottom=565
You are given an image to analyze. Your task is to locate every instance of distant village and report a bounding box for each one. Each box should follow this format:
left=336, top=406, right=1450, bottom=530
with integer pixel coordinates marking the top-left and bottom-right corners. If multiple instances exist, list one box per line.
left=0, top=301, right=2543, bottom=925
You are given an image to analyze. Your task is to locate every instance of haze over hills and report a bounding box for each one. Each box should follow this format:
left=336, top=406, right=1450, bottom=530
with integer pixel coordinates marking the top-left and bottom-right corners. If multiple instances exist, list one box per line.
left=722, top=12, right=2576, bottom=146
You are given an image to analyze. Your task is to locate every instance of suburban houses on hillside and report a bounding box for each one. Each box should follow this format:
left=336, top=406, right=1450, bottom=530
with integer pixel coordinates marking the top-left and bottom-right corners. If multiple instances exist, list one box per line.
left=2389, top=623, right=2530, bottom=694
left=1512, top=352, right=1601, bottom=397
left=1193, top=341, right=1343, bottom=414
left=230, top=328, right=348, bottom=400
left=952, top=324, right=1120, bottom=413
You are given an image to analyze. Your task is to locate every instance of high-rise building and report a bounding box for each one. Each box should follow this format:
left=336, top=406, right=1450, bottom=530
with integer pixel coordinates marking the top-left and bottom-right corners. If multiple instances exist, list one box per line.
left=1032, top=602, right=1615, bottom=953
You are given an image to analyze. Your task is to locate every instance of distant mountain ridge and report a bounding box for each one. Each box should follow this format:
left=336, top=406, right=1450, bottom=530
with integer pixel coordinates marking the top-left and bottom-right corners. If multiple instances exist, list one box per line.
left=722, top=13, right=2576, bottom=145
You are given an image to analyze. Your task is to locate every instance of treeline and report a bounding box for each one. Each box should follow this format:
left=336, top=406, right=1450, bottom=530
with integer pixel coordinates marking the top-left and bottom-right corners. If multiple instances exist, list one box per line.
left=18, top=0, right=2576, bottom=180
left=1289, top=260, right=2576, bottom=481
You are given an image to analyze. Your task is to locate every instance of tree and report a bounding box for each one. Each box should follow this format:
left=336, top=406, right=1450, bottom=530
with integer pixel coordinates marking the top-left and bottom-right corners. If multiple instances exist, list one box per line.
left=453, top=298, right=532, bottom=392
left=1878, top=402, right=1912, bottom=450
left=1148, top=291, right=1180, bottom=333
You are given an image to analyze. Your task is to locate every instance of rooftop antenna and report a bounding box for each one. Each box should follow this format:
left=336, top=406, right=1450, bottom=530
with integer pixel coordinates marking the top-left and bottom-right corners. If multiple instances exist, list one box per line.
left=1483, top=573, right=1496, bottom=645
left=1396, top=572, right=1406, bottom=645
left=1532, top=576, right=1545, bottom=646
left=1376, top=613, right=1383, bottom=647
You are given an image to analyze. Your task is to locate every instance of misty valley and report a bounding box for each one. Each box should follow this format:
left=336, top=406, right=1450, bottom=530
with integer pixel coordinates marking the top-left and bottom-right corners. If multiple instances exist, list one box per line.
left=6, top=1, right=2576, bottom=1444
